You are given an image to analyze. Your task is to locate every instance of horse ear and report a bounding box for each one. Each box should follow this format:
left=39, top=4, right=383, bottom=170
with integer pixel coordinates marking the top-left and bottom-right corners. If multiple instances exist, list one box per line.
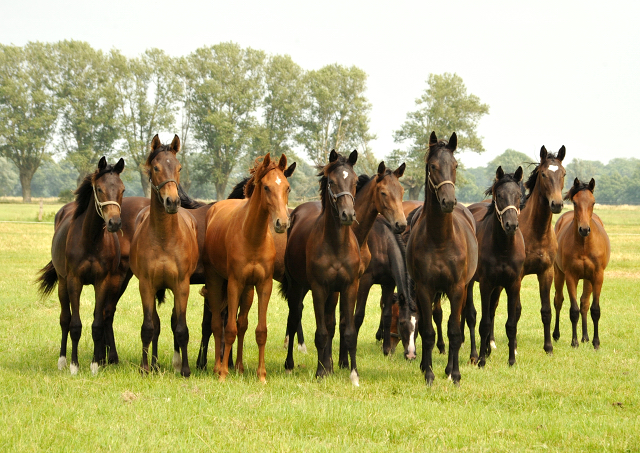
left=348, top=150, right=358, bottom=167
left=557, top=145, right=566, bottom=162
left=496, top=166, right=504, bottom=180
left=98, top=156, right=107, bottom=171
left=151, top=134, right=162, bottom=151
left=284, top=162, right=296, bottom=178
left=574, top=177, right=580, bottom=187
left=429, top=131, right=438, bottom=147
left=170, top=134, right=181, bottom=154
left=447, top=132, right=458, bottom=151
left=394, top=162, right=406, bottom=178
left=588, top=178, right=595, bottom=192
left=278, top=153, right=287, bottom=171
left=540, top=146, right=548, bottom=161
left=114, top=158, right=125, bottom=174
left=263, top=153, right=271, bottom=167
left=376, top=161, right=386, bottom=181
left=329, top=149, right=339, bottom=163
left=514, top=166, right=523, bottom=182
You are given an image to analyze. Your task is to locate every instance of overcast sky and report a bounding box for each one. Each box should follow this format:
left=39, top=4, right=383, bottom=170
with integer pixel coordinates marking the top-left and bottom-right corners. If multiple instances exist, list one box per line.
left=3, top=0, right=639, bottom=168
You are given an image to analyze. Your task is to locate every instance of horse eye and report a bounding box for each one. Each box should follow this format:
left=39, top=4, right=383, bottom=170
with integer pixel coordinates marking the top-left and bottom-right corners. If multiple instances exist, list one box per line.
left=178, top=167, right=182, bottom=172
left=381, top=192, right=388, bottom=197
left=264, top=186, right=270, bottom=192
left=154, top=166, right=159, bottom=172
left=541, top=172, right=547, bottom=178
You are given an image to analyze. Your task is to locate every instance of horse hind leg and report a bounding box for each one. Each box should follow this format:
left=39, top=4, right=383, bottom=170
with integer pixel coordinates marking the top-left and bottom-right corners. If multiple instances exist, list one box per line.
left=66, top=278, right=83, bottom=375
left=57, top=278, right=71, bottom=371
left=591, top=277, right=604, bottom=350
left=580, top=280, right=592, bottom=343
left=433, top=297, right=446, bottom=355
left=284, top=284, right=307, bottom=372
left=196, top=296, right=212, bottom=370
left=464, top=281, right=478, bottom=364
left=553, top=264, right=565, bottom=342
left=235, top=287, right=254, bottom=375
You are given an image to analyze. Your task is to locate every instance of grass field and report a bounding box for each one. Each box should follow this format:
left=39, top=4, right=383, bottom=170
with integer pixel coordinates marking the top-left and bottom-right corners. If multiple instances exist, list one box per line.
left=0, top=202, right=638, bottom=452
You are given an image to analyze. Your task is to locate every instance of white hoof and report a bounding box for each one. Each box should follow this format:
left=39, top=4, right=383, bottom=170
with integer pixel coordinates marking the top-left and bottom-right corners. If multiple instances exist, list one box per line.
left=90, top=362, right=99, bottom=376
left=350, top=369, right=360, bottom=387
left=172, top=351, right=181, bottom=372
left=490, top=340, right=497, bottom=350
left=448, top=374, right=452, bottom=381
left=298, top=343, right=308, bottom=354
left=70, top=363, right=79, bottom=376
left=57, top=356, right=67, bottom=370
left=285, top=369, right=292, bottom=375
left=283, top=335, right=289, bottom=350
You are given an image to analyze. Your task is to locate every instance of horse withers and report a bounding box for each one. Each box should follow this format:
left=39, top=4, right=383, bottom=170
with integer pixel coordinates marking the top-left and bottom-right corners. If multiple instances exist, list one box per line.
left=553, top=178, right=610, bottom=349
left=37, top=157, right=125, bottom=375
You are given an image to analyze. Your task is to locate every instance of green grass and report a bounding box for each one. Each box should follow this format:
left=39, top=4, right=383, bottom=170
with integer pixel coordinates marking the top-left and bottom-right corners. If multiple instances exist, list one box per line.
left=0, top=204, right=638, bottom=452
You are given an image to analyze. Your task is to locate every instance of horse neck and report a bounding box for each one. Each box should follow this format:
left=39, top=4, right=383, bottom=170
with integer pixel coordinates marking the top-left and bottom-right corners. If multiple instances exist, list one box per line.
left=81, top=193, right=108, bottom=244
left=322, top=201, right=353, bottom=249
left=489, top=209, right=517, bottom=250
left=241, top=186, right=270, bottom=246
left=522, top=186, right=553, bottom=236
left=422, top=187, right=454, bottom=241
left=149, top=193, right=181, bottom=237
left=352, top=179, right=378, bottom=246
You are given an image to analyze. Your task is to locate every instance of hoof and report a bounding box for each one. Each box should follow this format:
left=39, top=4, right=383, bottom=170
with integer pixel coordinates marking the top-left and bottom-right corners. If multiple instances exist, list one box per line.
left=350, top=369, right=360, bottom=387
left=508, top=358, right=516, bottom=367
left=490, top=340, right=497, bottom=350
left=285, top=369, right=292, bottom=375
left=582, top=335, right=589, bottom=343
left=438, top=346, right=446, bottom=355
left=70, top=363, right=79, bottom=376
left=593, top=340, right=600, bottom=350
left=172, top=351, right=181, bottom=373
left=544, top=344, right=554, bottom=355
left=425, top=371, right=435, bottom=386
left=181, top=367, right=191, bottom=378
left=553, top=332, right=560, bottom=341
left=571, top=339, right=579, bottom=348
left=469, top=355, right=478, bottom=365
left=57, top=356, right=67, bottom=370
left=478, top=358, right=486, bottom=368
left=298, top=343, right=307, bottom=354
left=90, top=362, right=99, bottom=376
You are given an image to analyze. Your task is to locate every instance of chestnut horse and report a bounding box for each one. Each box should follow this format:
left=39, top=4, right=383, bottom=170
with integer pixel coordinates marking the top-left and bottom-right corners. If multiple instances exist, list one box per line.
left=203, top=153, right=293, bottom=383
left=553, top=178, right=610, bottom=349
left=466, top=166, right=526, bottom=367
left=406, top=132, right=478, bottom=385
left=37, top=157, right=125, bottom=375
left=282, top=150, right=361, bottom=385
left=130, top=134, right=199, bottom=376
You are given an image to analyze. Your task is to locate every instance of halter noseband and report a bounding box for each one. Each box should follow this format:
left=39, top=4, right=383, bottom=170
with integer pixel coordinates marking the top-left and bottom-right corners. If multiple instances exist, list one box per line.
left=150, top=178, right=178, bottom=204
left=92, top=183, right=121, bottom=221
left=427, top=172, right=456, bottom=204
left=326, top=180, right=355, bottom=214
left=495, top=203, right=520, bottom=225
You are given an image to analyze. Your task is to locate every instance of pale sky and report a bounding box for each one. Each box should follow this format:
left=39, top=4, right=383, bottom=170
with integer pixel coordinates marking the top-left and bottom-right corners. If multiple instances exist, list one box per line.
left=3, top=0, right=639, bottom=168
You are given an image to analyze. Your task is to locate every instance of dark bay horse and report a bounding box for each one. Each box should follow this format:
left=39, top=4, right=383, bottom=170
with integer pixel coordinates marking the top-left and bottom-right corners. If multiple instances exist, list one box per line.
left=406, top=132, right=478, bottom=385
left=37, top=157, right=125, bottom=375
left=202, top=153, right=293, bottom=383
left=130, top=134, right=199, bottom=377
left=553, top=178, right=610, bottom=349
left=465, top=166, right=526, bottom=367
left=282, top=150, right=362, bottom=385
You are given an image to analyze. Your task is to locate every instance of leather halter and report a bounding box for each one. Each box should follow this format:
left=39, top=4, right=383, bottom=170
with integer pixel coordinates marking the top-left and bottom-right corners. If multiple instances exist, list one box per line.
left=427, top=172, right=456, bottom=204
left=150, top=178, right=178, bottom=204
left=327, top=180, right=355, bottom=215
left=92, top=183, right=121, bottom=221
left=495, top=203, right=520, bottom=225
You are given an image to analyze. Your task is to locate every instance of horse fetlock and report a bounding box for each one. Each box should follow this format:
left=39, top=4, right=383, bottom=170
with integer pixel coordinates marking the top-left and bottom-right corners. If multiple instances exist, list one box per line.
left=57, top=356, right=67, bottom=370
left=70, top=363, right=79, bottom=376
left=90, top=362, right=99, bottom=375
left=172, top=351, right=182, bottom=372
left=297, top=343, right=307, bottom=354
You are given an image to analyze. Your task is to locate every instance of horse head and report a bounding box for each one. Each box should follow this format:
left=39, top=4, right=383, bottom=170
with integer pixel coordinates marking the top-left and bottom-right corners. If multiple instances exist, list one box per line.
left=490, top=166, right=524, bottom=236
left=321, top=149, right=358, bottom=225
left=147, top=134, right=182, bottom=214
left=371, top=161, right=407, bottom=233
left=426, top=131, right=458, bottom=213
left=92, top=156, right=125, bottom=233
left=535, top=145, right=566, bottom=214
left=566, top=177, right=596, bottom=237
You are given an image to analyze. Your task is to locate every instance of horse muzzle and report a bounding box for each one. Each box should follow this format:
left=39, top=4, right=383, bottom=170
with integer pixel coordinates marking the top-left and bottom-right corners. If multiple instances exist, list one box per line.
left=549, top=199, right=563, bottom=214
left=578, top=225, right=591, bottom=237
left=340, top=210, right=356, bottom=226
left=164, top=196, right=181, bottom=214
left=274, top=217, right=288, bottom=234
left=106, top=216, right=122, bottom=233
left=440, top=197, right=457, bottom=213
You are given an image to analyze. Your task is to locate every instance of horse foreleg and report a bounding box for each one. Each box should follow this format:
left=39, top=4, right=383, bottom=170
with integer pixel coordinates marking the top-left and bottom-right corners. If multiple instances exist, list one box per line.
left=464, top=280, right=478, bottom=364
left=173, top=281, right=191, bottom=377
left=415, top=283, right=435, bottom=385
left=591, top=276, right=604, bottom=350
left=580, top=280, right=593, bottom=343
left=103, top=293, right=119, bottom=365
left=445, top=284, right=466, bottom=385
left=219, top=277, right=240, bottom=381
left=538, top=270, right=555, bottom=354
left=380, top=285, right=395, bottom=356
left=151, top=304, right=161, bottom=371
left=255, top=280, right=272, bottom=383
left=553, top=263, right=565, bottom=342
left=139, top=281, right=156, bottom=374
left=311, top=284, right=330, bottom=378
left=196, top=296, right=212, bottom=370
left=236, top=287, right=254, bottom=375
left=505, top=281, right=522, bottom=366
left=67, top=277, right=83, bottom=376
left=347, top=273, right=372, bottom=366
left=565, top=273, right=580, bottom=348
left=57, top=277, right=71, bottom=371
left=91, top=284, right=109, bottom=374
left=325, top=293, right=338, bottom=373
left=433, top=298, right=445, bottom=355
left=478, top=281, right=493, bottom=368
left=341, top=282, right=360, bottom=386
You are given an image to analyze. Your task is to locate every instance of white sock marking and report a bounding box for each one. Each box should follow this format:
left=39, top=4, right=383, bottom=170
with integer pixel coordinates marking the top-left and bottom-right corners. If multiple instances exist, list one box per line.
left=298, top=343, right=307, bottom=354
left=407, top=316, right=417, bottom=359
left=173, top=351, right=181, bottom=372
left=70, top=363, right=79, bottom=376
left=350, top=369, right=360, bottom=387
left=58, top=356, right=67, bottom=370
left=490, top=340, right=497, bottom=349
left=90, top=362, right=99, bottom=375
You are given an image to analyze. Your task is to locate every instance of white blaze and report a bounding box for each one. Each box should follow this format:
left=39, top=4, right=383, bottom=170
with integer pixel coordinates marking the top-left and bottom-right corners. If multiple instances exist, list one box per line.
left=343, top=171, right=348, bottom=179
left=548, top=165, right=559, bottom=172
left=275, top=176, right=282, bottom=185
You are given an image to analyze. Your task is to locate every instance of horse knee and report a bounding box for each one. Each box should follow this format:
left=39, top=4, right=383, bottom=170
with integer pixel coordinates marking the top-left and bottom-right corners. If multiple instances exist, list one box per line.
left=540, top=307, right=552, bottom=324
left=255, top=326, right=267, bottom=346
left=590, top=305, right=601, bottom=321
left=69, top=322, right=82, bottom=342
left=315, top=330, right=329, bottom=350
left=141, top=323, right=154, bottom=345
left=569, top=307, right=580, bottom=324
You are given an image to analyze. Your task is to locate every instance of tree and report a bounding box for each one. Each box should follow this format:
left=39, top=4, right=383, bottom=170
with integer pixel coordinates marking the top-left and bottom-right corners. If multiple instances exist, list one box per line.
left=54, top=40, right=120, bottom=185
left=0, top=42, right=59, bottom=202
left=186, top=42, right=265, bottom=199
left=296, top=64, right=376, bottom=166
left=114, top=48, right=182, bottom=196
left=392, top=73, right=489, bottom=199
left=0, top=157, right=18, bottom=196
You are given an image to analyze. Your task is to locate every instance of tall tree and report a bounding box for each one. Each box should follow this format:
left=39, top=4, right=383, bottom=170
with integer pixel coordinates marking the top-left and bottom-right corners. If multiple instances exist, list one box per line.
left=0, top=43, right=59, bottom=202
left=391, top=73, right=489, bottom=199
left=186, top=42, right=265, bottom=199
left=296, top=64, right=376, bottom=165
left=113, top=48, right=182, bottom=196
left=54, top=40, right=120, bottom=185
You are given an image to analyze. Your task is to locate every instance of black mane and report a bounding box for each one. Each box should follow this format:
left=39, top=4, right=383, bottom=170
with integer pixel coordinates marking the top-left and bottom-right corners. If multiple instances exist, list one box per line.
left=177, top=184, right=212, bottom=209
left=524, top=152, right=561, bottom=199
left=228, top=177, right=250, bottom=200
left=72, top=164, right=118, bottom=220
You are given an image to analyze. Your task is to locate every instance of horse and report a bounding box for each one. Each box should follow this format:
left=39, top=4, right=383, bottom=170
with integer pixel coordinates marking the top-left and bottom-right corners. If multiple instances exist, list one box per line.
left=466, top=146, right=566, bottom=354
left=130, top=134, right=199, bottom=377
left=465, top=166, right=526, bottom=367
left=281, top=150, right=361, bottom=385
left=36, top=157, right=125, bottom=375
left=405, top=131, right=478, bottom=385
left=202, top=153, right=293, bottom=383
left=553, top=178, right=610, bottom=349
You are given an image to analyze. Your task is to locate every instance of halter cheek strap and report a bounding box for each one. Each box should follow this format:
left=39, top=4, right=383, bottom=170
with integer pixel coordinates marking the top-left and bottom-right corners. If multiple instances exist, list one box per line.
left=427, top=173, right=456, bottom=204
left=495, top=204, right=520, bottom=224
left=327, top=181, right=355, bottom=214
left=150, top=178, right=178, bottom=204
left=92, top=184, right=121, bottom=221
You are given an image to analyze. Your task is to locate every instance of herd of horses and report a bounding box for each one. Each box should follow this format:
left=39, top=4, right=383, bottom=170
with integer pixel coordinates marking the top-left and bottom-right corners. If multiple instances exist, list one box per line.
left=36, top=131, right=611, bottom=386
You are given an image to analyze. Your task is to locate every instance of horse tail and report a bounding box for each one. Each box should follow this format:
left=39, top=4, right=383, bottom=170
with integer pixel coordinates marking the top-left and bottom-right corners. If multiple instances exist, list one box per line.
left=35, top=261, right=58, bottom=299
left=178, top=184, right=210, bottom=209
left=279, top=273, right=290, bottom=303
left=156, top=289, right=166, bottom=305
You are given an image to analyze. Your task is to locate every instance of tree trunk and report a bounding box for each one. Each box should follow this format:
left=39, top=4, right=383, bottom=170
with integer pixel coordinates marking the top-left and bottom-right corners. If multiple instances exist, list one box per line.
left=19, top=169, right=35, bottom=203
left=140, top=170, right=151, bottom=198
left=215, top=182, right=227, bottom=202
left=408, top=184, right=423, bottom=201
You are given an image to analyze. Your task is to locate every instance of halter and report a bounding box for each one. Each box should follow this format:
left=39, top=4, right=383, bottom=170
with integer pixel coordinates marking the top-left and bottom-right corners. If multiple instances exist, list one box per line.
left=326, top=180, right=355, bottom=215
left=427, top=172, right=456, bottom=204
left=92, top=183, right=121, bottom=221
left=150, top=178, right=178, bottom=204
left=495, top=203, right=520, bottom=225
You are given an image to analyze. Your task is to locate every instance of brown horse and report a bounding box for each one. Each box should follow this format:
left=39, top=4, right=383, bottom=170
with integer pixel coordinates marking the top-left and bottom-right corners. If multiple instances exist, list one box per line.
left=130, top=134, right=199, bottom=377
left=406, top=132, right=478, bottom=385
left=466, top=166, right=526, bottom=367
left=36, top=157, right=125, bottom=375
left=282, top=150, right=361, bottom=385
left=553, top=178, right=610, bottom=349
left=203, top=153, right=293, bottom=383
